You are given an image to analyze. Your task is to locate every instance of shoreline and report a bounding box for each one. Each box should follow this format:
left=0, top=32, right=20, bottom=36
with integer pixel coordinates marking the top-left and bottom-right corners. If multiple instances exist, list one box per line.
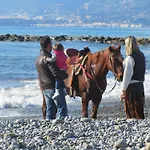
left=0, top=34, right=150, bottom=45
left=0, top=99, right=150, bottom=120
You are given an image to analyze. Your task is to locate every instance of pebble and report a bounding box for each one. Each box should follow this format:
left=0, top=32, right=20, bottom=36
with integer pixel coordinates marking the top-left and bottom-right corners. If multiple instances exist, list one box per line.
left=0, top=117, right=149, bottom=149
left=114, top=139, right=128, bottom=148
left=146, top=142, right=150, bottom=150
left=145, top=135, right=150, bottom=143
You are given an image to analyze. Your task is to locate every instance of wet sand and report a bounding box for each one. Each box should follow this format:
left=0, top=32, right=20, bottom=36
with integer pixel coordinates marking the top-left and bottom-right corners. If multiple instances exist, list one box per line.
left=0, top=98, right=149, bottom=121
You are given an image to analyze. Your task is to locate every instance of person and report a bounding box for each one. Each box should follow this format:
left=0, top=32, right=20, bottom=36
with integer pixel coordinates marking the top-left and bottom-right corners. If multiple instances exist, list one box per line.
left=79, top=46, right=91, bottom=57
left=36, top=36, right=68, bottom=120
left=120, top=36, right=146, bottom=119
left=52, top=43, right=68, bottom=99
left=44, top=42, right=68, bottom=118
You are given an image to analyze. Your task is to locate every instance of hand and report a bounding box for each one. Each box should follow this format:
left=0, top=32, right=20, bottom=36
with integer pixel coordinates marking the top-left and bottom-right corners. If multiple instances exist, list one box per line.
left=50, top=55, right=56, bottom=62
left=120, top=91, right=126, bottom=101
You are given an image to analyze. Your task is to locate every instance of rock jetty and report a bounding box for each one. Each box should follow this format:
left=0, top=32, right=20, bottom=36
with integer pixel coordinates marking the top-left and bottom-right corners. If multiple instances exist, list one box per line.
left=0, top=34, right=150, bottom=45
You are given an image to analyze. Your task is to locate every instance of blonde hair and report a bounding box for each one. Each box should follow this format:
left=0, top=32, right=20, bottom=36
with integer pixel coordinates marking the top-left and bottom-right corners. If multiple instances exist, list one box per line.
left=53, top=43, right=64, bottom=51
left=125, top=36, right=139, bottom=56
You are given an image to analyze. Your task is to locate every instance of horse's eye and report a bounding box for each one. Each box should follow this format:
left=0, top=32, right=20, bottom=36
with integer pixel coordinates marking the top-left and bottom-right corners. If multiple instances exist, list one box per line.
left=111, top=54, right=115, bottom=57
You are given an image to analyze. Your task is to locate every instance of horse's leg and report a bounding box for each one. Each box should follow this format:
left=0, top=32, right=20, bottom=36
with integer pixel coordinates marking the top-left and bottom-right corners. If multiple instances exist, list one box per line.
left=91, top=80, right=107, bottom=119
left=81, top=92, right=89, bottom=118
left=42, top=93, right=46, bottom=120
left=91, top=94, right=102, bottom=119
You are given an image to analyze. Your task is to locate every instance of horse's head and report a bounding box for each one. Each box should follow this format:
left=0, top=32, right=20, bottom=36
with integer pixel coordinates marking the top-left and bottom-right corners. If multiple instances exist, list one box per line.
left=107, top=45, right=124, bottom=82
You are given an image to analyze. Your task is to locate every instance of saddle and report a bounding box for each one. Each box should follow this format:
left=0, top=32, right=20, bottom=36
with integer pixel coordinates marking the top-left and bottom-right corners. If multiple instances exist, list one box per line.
left=65, top=47, right=90, bottom=97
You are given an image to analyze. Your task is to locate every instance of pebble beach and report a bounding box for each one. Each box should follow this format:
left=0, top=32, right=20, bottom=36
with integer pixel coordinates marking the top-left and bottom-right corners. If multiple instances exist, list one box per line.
left=0, top=100, right=150, bottom=150
left=0, top=26, right=150, bottom=150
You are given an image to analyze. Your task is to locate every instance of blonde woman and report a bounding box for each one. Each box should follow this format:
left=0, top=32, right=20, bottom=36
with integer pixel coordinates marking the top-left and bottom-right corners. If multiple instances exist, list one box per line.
left=120, top=36, right=146, bottom=119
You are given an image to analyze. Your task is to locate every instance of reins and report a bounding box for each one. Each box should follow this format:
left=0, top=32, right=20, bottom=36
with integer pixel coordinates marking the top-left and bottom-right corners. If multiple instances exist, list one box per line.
left=79, top=63, right=94, bottom=79
left=79, top=63, right=104, bottom=93
left=79, top=55, right=118, bottom=94
left=90, top=63, right=117, bottom=93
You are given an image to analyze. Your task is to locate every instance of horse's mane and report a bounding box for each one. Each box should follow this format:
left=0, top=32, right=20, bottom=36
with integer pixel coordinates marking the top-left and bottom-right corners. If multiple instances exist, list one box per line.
left=91, top=47, right=108, bottom=64
left=92, top=45, right=121, bottom=58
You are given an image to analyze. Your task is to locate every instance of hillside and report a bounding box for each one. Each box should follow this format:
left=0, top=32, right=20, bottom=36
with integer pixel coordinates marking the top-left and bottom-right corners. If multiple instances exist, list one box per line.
left=0, top=0, right=150, bottom=27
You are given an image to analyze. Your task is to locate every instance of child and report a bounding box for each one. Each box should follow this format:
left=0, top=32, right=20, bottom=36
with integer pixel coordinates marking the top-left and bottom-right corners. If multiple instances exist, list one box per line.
left=52, top=43, right=67, bottom=99
left=44, top=43, right=67, bottom=98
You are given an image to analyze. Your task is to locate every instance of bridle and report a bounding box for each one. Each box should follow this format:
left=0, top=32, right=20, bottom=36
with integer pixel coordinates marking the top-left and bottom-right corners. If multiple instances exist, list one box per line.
left=79, top=52, right=121, bottom=93
left=109, top=53, right=123, bottom=78
left=90, top=60, right=117, bottom=93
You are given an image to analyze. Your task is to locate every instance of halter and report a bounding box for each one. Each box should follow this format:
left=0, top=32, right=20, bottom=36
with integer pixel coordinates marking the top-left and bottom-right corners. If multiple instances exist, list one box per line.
left=90, top=61, right=117, bottom=93
left=79, top=53, right=118, bottom=93
left=109, top=53, right=120, bottom=78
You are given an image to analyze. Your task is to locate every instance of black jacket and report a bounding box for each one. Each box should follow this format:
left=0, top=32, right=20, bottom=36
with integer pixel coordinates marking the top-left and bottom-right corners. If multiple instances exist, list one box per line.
left=130, top=51, right=145, bottom=81
left=36, top=49, right=68, bottom=90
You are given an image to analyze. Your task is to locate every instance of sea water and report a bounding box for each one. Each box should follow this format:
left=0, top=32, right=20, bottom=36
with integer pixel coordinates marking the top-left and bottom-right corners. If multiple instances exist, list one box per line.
left=0, top=26, right=150, bottom=117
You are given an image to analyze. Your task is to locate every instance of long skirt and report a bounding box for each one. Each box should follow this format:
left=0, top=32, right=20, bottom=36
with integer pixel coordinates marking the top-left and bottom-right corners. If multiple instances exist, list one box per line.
left=124, top=82, right=145, bottom=119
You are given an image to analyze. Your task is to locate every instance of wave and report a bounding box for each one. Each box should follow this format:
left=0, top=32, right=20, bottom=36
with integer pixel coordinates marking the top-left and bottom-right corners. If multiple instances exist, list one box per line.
left=0, top=72, right=149, bottom=110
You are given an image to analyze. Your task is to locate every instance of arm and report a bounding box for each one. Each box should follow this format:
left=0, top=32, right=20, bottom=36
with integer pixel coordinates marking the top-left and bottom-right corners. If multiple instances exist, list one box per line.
left=47, top=61, right=68, bottom=80
left=120, top=56, right=135, bottom=100
left=44, top=55, right=56, bottom=63
left=121, top=56, right=135, bottom=91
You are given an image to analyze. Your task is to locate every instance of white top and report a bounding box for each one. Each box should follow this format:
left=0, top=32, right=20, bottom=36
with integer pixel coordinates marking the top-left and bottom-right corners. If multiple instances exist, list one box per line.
left=121, top=56, right=142, bottom=91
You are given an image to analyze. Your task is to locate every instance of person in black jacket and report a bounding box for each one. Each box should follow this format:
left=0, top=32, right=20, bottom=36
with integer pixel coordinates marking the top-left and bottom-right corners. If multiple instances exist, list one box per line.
left=36, top=36, right=68, bottom=120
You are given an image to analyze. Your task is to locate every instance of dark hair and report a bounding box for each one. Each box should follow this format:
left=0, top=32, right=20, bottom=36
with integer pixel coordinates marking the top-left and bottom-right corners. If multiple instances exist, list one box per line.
left=40, top=36, right=51, bottom=49
left=53, top=43, right=64, bottom=51
left=83, top=46, right=91, bottom=52
left=79, top=47, right=91, bottom=57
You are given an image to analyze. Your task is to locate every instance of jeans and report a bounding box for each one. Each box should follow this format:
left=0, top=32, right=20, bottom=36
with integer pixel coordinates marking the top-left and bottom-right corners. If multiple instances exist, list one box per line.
left=55, top=88, right=68, bottom=119
left=55, top=79, right=65, bottom=89
left=43, top=88, right=68, bottom=120
left=43, top=89, right=56, bottom=120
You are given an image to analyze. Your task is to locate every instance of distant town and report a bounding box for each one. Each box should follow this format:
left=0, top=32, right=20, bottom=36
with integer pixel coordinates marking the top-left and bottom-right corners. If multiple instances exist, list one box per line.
left=0, top=0, right=149, bottom=28
left=0, top=14, right=143, bottom=28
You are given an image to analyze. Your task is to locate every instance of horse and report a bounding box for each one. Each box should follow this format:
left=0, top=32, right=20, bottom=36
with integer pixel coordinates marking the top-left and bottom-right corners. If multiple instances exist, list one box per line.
left=41, top=45, right=123, bottom=119
left=65, top=45, right=123, bottom=119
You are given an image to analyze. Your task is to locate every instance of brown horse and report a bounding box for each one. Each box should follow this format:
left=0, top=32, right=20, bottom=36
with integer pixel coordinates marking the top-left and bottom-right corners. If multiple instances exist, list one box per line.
left=65, top=45, right=123, bottom=119
left=41, top=45, right=123, bottom=119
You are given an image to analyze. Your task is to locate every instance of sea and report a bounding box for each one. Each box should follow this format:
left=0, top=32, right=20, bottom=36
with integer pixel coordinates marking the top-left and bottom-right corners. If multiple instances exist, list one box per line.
left=0, top=26, right=150, bottom=118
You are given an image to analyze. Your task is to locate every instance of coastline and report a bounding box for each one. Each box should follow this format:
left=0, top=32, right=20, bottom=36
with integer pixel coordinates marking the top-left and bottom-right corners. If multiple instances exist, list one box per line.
left=0, top=34, right=150, bottom=45
left=0, top=99, right=150, bottom=120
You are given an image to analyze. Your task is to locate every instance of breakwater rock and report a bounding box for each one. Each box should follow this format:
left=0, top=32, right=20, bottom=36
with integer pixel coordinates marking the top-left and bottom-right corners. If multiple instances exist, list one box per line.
left=0, top=34, right=150, bottom=45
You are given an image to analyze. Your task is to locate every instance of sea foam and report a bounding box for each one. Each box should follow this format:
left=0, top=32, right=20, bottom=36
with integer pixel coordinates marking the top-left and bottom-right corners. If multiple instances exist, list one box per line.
left=0, top=71, right=150, bottom=109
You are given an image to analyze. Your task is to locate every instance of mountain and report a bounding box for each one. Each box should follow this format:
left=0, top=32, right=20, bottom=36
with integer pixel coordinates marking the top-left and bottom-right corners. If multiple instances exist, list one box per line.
left=0, top=0, right=150, bottom=27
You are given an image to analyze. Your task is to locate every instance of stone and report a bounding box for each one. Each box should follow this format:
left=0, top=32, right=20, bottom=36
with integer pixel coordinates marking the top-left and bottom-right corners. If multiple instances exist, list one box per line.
left=146, top=142, right=150, bottom=150
left=114, top=139, right=128, bottom=148
left=145, top=135, right=150, bottom=143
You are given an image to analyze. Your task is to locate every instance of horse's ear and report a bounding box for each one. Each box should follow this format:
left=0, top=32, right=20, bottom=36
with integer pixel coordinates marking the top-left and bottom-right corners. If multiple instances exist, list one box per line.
left=118, top=45, right=121, bottom=50
left=108, top=46, right=113, bottom=52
